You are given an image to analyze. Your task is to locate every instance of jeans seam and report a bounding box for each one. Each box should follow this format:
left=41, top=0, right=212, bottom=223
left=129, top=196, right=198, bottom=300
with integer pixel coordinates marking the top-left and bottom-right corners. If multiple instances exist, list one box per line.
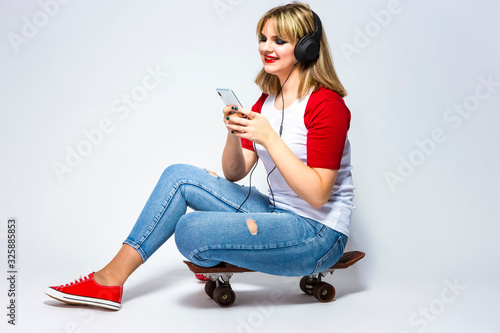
left=135, top=179, right=247, bottom=255
left=312, top=234, right=344, bottom=274
left=182, top=180, right=246, bottom=211
left=189, top=223, right=324, bottom=261
left=123, top=239, right=147, bottom=263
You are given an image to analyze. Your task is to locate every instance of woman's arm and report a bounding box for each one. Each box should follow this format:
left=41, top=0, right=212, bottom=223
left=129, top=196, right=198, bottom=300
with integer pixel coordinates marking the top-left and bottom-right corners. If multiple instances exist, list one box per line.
left=263, top=136, right=337, bottom=208
left=222, top=133, right=257, bottom=182
left=225, top=108, right=337, bottom=208
left=221, top=105, right=257, bottom=182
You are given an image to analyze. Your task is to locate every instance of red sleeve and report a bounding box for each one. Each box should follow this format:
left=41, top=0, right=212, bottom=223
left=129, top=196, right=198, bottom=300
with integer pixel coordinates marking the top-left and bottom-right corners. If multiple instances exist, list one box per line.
left=304, top=88, right=351, bottom=170
left=241, top=93, right=268, bottom=151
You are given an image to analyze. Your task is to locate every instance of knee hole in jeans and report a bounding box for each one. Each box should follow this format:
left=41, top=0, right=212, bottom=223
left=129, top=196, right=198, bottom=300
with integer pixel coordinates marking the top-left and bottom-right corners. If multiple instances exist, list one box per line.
left=246, top=219, right=258, bottom=235
left=205, top=169, right=218, bottom=177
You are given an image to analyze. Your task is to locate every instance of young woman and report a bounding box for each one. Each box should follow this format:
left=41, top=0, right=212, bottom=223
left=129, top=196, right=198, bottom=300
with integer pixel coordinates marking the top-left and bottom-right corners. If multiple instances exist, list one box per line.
left=46, top=2, right=355, bottom=310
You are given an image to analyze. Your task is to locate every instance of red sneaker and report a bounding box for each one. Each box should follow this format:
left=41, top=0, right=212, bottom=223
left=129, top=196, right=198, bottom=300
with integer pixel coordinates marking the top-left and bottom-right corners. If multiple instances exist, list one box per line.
left=195, top=274, right=210, bottom=281
left=46, top=272, right=122, bottom=310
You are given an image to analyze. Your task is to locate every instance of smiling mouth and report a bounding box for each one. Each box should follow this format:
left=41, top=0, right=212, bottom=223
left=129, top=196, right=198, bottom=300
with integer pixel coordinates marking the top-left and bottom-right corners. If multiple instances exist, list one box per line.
left=264, top=55, right=279, bottom=63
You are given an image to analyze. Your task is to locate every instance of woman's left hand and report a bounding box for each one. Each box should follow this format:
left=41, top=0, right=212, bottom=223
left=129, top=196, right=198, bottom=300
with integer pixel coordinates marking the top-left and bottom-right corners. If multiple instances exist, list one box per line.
left=225, top=107, right=279, bottom=147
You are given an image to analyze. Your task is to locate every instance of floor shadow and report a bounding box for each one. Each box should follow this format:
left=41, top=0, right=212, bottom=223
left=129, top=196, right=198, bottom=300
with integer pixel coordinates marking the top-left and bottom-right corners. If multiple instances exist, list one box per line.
left=178, top=288, right=317, bottom=309
left=43, top=300, right=117, bottom=312
left=177, top=271, right=367, bottom=309
left=57, top=263, right=368, bottom=309
left=123, top=269, right=188, bottom=302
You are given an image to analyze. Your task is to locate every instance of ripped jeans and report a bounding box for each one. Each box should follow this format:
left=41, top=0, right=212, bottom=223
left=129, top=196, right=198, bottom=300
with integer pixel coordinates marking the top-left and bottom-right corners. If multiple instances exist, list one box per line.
left=124, top=164, right=347, bottom=276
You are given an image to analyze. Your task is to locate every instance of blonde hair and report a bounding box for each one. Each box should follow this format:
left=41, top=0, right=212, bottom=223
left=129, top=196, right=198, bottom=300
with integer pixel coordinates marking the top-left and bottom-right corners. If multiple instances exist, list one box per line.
left=255, top=2, right=347, bottom=98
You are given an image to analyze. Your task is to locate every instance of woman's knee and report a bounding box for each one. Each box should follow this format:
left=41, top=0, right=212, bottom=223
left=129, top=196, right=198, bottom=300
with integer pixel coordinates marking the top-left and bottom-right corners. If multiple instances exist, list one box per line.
left=158, top=164, right=202, bottom=187
left=175, top=213, right=222, bottom=267
left=161, top=163, right=195, bottom=179
left=174, top=213, right=203, bottom=256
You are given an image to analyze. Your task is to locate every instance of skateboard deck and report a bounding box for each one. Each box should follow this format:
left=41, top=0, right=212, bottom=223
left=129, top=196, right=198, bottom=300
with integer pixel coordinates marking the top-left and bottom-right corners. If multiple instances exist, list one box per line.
left=184, top=250, right=365, bottom=307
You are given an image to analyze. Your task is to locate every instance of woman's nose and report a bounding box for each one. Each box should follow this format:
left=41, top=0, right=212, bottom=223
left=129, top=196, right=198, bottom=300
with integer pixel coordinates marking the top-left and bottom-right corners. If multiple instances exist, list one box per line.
left=261, top=40, right=272, bottom=52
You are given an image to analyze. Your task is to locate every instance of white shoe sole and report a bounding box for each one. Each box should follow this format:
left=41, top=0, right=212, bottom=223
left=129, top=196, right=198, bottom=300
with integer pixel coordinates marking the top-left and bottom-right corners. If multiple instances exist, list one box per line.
left=45, top=288, right=121, bottom=311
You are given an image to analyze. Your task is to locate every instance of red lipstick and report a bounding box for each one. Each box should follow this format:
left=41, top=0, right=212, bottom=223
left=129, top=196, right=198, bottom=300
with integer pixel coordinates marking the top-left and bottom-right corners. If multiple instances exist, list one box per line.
left=264, top=55, right=279, bottom=63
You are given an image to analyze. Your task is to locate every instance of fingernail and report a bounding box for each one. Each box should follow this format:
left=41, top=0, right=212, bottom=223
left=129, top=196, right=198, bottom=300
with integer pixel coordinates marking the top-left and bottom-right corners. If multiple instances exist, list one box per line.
left=231, top=106, right=235, bottom=110
left=241, top=113, right=245, bottom=117
left=234, top=107, right=238, bottom=110
left=226, top=116, right=230, bottom=120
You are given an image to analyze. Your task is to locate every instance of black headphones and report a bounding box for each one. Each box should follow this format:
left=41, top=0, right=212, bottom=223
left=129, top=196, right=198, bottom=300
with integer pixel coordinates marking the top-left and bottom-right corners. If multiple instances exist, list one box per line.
left=294, top=10, right=323, bottom=64
left=236, top=10, right=323, bottom=214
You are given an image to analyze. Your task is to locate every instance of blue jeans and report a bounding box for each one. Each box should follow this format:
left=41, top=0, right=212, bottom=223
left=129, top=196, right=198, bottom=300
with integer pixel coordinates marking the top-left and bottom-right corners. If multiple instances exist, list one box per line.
left=124, top=164, right=348, bottom=276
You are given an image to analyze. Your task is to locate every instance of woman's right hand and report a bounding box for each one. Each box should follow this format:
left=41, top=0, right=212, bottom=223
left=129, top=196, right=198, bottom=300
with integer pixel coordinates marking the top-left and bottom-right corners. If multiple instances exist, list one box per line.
left=223, top=105, right=248, bottom=134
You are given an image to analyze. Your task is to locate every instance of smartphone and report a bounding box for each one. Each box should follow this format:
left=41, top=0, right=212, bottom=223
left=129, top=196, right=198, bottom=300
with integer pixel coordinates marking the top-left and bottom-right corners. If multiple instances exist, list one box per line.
left=216, top=88, right=243, bottom=107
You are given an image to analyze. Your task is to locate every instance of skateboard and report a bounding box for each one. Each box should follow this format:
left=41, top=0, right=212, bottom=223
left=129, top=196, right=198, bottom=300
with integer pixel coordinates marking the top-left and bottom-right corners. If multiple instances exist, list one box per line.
left=184, top=250, right=365, bottom=307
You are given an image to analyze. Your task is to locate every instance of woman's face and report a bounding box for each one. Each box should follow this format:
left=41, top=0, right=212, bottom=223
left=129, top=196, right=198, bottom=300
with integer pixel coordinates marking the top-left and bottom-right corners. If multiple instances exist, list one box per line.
left=258, top=19, right=297, bottom=79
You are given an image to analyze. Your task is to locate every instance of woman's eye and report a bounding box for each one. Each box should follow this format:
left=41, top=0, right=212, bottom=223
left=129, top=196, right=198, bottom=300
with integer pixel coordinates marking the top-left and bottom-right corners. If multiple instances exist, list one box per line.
left=259, top=36, right=267, bottom=42
left=275, top=39, right=287, bottom=45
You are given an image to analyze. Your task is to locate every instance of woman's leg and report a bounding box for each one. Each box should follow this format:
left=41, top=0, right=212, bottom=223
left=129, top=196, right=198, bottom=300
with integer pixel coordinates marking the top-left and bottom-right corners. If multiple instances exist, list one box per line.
left=93, top=244, right=142, bottom=286
left=96, top=164, right=270, bottom=285
left=175, top=209, right=348, bottom=276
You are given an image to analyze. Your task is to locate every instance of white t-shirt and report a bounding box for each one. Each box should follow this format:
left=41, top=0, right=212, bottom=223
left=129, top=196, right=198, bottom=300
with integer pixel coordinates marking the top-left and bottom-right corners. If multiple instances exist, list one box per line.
left=241, top=88, right=355, bottom=236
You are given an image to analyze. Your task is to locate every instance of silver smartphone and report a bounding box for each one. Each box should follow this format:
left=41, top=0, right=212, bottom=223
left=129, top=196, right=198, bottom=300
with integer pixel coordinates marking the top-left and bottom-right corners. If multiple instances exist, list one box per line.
left=216, top=88, right=242, bottom=107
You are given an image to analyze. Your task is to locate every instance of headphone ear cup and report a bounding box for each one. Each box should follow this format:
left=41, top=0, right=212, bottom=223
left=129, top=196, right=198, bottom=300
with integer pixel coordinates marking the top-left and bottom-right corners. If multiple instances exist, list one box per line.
left=294, top=36, right=320, bottom=64
left=294, top=10, right=322, bottom=64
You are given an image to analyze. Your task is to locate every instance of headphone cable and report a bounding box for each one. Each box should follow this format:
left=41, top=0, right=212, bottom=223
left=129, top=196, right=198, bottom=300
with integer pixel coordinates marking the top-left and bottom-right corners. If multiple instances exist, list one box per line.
left=235, top=61, right=299, bottom=213
left=267, top=60, right=299, bottom=212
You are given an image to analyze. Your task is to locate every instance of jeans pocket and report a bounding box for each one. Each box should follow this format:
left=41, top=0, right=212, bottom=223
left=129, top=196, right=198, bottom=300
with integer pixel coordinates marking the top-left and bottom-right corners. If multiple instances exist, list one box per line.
left=312, top=233, right=347, bottom=274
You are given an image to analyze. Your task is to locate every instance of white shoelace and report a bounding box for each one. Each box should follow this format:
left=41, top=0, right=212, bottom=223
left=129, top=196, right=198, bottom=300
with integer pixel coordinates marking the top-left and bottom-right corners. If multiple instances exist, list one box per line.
left=63, top=274, right=90, bottom=287
left=59, top=264, right=93, bottom=287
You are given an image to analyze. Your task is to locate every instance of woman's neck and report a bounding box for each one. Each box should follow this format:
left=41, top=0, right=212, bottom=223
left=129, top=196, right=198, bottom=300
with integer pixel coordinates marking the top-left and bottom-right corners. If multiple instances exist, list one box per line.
left=277, top=65, right=300, bottom=99
left=275, top=67, right=300, bottom=109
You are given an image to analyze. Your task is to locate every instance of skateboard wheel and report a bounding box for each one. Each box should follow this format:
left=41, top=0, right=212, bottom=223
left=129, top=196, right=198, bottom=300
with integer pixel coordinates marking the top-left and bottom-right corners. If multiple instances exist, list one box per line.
left=313, top=282, right=335, bottom=303
left=213, top=286, right=236, bottom=307
left=205, top=280, right=217, bottom=299
left=299, top=276, right=308, bottom=293
left=299, top=276, right=317, bottom=295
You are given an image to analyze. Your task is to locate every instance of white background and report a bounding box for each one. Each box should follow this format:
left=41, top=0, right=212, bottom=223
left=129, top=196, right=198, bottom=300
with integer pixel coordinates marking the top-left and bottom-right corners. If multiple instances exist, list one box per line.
left=1, top=0, right=499, bottom=332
